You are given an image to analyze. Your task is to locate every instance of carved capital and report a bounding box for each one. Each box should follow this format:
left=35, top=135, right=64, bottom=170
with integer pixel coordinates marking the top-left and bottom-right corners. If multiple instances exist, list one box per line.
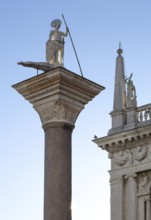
left=34, top=100, right=81, bottom=126
left=124, top=172, right=137, bottom=180
left=110, top=175, right=123, bottom=185
left=12, top=67, right=104, bottom=127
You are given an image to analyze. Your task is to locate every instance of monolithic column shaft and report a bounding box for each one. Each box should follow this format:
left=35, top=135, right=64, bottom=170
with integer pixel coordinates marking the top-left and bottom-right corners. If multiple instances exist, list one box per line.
left=43, top=122, right=74, bottom=220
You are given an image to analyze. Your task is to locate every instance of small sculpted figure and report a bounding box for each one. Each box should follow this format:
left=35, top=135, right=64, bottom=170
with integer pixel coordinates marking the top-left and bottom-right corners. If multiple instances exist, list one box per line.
left=125, top=73, right=137, bottom=107
left=138, top=173, right=148, bottom=194
left=46, top=19, right=69, bottom=65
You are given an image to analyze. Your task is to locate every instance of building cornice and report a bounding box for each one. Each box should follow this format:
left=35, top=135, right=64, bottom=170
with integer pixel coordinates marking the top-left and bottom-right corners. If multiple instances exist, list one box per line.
left=93, top=124, right=151, bottom=154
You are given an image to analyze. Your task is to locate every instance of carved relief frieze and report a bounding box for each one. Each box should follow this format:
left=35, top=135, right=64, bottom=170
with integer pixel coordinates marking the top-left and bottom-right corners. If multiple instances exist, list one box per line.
left=137, top=171, right=151, bottom=195
left=133, top=145, right=148, bottom=164
left=113, top=149, right=132, bottom=168
left=111, top=143, right=151, bottom=169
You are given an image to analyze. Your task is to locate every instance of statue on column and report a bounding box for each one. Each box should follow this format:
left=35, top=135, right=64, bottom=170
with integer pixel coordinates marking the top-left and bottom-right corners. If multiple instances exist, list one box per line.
left=18, top=19, right=69, bottom=71
left=46, top=19, right=69, bottom=66
left=17, top=16, right=84, bottom=76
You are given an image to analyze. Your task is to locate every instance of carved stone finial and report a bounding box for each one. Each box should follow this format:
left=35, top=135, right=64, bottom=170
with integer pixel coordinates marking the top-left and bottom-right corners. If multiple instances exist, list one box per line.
left=117, top=42, right=123, bottom=55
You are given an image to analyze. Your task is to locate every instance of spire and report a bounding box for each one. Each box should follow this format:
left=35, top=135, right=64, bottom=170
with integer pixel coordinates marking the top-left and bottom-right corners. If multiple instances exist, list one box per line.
left=109, top=45, right=138, bottom=135
left=113, top=43, right=126, bottom=111
left=108, top=44, right=127, bottom=135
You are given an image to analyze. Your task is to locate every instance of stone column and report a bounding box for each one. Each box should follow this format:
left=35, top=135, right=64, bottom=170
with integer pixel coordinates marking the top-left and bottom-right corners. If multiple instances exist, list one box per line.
left=125, top=173, right=137, bottom=220
left=146, top=199, right=150, bottom=220
left=110, top=176, right=124, bottom=220
left=43, top=122, right=73, bottom=220
left=12, top=67, right=104, bottom=220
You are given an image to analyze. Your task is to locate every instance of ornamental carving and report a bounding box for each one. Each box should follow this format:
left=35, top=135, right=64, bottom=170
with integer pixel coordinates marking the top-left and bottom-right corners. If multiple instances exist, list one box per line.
left=113, top=150, right=132, bottom=167
left=133, top=145, right=148, bottom=164
left=137, top=171, right=151, bottom=194
left=112, top=144, right=150, bottom=169
left=53, top=103, right=65, bottom=120
left=34, top=101, right=80, bottom=126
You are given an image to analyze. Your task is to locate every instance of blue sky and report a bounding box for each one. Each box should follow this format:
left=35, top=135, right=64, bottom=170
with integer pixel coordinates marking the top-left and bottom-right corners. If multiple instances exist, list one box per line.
left=1, top=1, right=151, bottom=220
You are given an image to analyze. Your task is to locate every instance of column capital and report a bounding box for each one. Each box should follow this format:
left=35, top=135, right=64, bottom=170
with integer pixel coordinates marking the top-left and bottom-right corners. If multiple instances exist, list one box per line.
left=124, top=172, right=137, bottom=180
left=35, top=100, right=81, bottom=127
left=12, top=67, right=104, bottom=127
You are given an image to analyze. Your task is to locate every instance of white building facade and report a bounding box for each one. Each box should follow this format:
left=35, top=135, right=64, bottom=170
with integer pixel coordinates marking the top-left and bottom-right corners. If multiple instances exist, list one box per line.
left=94, top=47, right=151, bottom=220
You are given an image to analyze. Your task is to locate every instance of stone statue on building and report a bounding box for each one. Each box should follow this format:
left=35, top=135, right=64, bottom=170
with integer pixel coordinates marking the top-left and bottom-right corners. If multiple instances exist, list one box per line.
left=125, top=73, right=137, bottom=107
left=94, top=46, right=151, bottom=220
left=46, top=19, right=69, bottom=66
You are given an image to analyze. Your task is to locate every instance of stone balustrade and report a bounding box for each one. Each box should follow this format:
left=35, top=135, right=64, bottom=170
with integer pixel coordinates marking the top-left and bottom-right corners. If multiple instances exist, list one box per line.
left=137, top=103, right=151, bottom=123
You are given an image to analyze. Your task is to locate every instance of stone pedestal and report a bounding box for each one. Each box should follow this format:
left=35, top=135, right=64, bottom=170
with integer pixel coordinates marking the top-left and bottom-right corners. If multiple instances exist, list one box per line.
left=124, top=106, right=138, bottom=131
left=108, top=110, right=126, bottom=135
left=12, top=67, right=104, bottom=220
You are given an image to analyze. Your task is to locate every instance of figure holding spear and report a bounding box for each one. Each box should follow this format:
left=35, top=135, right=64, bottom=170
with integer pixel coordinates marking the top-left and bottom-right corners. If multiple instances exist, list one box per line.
left=46, top=19, right=69, bottom=66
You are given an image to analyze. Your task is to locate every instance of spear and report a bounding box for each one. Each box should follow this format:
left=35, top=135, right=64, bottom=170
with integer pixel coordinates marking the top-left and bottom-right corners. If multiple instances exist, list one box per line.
left=62, top=14, right=83, bottom=77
